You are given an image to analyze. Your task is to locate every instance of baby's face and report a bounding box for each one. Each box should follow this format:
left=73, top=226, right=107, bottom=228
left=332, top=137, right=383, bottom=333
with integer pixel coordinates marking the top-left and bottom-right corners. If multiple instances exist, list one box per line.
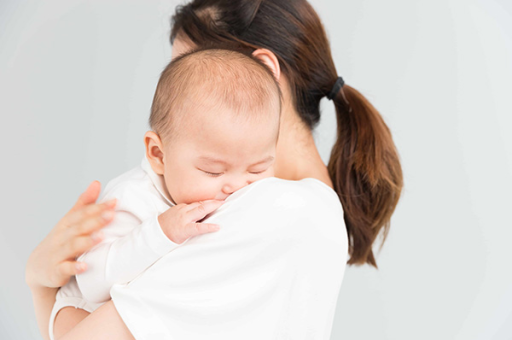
left=161, top=106, right=278, bottom=204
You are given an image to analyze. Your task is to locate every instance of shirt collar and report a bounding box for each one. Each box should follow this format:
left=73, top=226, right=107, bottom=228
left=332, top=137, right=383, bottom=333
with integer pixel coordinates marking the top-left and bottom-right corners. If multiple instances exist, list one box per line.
left=140, top=155, right=175, bottom=206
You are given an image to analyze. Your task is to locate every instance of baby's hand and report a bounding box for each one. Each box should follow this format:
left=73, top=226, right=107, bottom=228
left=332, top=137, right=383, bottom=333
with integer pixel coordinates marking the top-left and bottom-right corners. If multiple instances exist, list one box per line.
left=158, top=200, right=224, bottom=244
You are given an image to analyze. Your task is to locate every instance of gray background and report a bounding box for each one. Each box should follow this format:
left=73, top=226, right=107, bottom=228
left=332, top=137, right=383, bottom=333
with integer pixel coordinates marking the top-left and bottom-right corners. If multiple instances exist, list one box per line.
left=1, top=0, right=511, bottom=339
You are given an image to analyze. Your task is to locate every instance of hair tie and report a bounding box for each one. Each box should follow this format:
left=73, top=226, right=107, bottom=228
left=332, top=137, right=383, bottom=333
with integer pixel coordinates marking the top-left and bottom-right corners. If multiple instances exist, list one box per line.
left=327, top=76, right=345, bottom=100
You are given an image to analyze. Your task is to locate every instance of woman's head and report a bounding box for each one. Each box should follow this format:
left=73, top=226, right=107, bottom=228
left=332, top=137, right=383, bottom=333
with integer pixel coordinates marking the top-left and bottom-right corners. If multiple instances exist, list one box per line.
left=170, top=0, right=336, bottom=130
left=170, top=0, right=403, bottom=267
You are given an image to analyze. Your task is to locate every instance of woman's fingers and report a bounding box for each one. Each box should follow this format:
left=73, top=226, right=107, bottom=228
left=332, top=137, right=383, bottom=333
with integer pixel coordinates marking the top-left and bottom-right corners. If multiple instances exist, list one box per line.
left=54, top=198, right=116, bottom=270
left=67, top=234, right=104, bottom=258
left=70, top=181, right=102, bottom=212
left=26, top=184, right=112, bottom=290
left=50, top=261, right=87, bottom=287
left=73, top=209, right=115, bottom=236
left=64, top=199, right=117, bottom=228
left=57, top=261, right=88, bottom=279
left=185, top=200, right=224, bottom=222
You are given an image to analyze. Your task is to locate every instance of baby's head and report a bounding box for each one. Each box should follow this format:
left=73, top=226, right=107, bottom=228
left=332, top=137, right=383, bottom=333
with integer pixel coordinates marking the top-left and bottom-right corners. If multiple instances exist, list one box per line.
left=144, top=48, right=281, bottom=204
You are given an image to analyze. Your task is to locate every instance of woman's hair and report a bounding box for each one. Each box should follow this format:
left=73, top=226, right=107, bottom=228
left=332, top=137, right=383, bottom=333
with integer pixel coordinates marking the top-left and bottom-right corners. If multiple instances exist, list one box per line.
left=170, top=0, right=403, bottom=267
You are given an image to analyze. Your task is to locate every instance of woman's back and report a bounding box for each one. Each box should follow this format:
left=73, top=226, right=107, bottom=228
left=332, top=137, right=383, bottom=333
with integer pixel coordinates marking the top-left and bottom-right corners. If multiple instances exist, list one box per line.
left=110, top=177, right=348, bottom=339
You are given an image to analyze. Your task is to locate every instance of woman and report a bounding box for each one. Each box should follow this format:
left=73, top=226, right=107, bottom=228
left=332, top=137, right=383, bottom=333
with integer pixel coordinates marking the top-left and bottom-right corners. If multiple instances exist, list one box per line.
left=26, top=0, right=403, bottom=338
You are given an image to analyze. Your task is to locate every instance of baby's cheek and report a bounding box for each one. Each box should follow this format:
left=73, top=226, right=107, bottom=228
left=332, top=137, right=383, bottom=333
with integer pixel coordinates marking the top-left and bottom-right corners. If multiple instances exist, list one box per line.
left=265, top=167, right=275, bottom=178
left=180, top=180, right=220, bottom=204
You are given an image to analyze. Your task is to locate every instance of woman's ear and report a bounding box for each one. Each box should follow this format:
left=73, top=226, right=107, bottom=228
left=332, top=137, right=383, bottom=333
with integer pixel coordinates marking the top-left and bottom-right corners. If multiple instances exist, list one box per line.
left=144, top=131, right=165, bottom=175
left=252, top=48, right=281, bottom=82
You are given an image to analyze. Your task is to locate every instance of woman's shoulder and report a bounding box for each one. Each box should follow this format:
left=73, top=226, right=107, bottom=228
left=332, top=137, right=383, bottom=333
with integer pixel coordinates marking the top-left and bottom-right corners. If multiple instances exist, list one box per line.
left=204, top=176, right=348, bottom=264
left=228, top=177, right=343, bottom=216
left=214, top=177, right=347, bottom=247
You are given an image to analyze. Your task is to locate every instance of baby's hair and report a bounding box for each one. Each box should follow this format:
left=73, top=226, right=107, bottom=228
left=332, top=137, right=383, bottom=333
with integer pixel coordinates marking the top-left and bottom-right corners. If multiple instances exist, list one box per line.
left=149, top=47, right=282, bottom=143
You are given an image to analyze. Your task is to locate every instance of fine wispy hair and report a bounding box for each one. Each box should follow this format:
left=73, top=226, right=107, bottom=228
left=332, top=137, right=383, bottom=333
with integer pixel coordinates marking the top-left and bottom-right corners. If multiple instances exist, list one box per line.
left=149, top=47, right=282, bottom=143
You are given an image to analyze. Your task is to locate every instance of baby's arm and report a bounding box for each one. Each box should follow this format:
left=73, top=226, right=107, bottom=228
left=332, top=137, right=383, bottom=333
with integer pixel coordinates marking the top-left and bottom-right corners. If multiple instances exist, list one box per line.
left=74, top=179, right=180, bottom=303
left=75, top=187, right=224, bottom=303
left=76, top=207, right=174, bottom=303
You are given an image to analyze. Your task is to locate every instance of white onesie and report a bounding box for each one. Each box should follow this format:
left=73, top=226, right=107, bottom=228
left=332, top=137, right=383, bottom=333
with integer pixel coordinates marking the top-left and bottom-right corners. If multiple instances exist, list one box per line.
left=49, top=156, right=180, bottom=340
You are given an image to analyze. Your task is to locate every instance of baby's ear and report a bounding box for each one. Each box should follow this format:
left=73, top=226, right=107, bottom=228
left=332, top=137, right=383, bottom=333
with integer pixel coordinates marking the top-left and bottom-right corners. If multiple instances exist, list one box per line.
left=252, top=48, right=281, bottom=82
left=144, top=131, right=165, bottom=175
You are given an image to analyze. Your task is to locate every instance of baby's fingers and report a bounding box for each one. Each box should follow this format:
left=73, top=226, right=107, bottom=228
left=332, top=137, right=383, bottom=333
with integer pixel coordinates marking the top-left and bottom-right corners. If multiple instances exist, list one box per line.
left=181, top=223, right=220, bottom=243
left=185, top=200, right=224, bottom=222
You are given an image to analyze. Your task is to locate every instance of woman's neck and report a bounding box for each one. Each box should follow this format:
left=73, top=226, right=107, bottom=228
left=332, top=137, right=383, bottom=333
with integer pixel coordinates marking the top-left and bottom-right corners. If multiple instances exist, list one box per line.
left=274, top=103, right=333, bottom=188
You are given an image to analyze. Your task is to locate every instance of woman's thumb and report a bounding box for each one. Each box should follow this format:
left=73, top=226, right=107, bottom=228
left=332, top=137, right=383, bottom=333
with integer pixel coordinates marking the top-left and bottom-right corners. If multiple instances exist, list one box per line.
left=72, top=181, right=101, bottom=211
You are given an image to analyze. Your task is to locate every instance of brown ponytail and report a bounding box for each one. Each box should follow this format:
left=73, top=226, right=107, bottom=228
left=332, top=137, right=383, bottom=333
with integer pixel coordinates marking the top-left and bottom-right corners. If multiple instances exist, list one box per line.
left=328, top=85, right=402, bottom=266
left=171, top=0, right=403, bottom=267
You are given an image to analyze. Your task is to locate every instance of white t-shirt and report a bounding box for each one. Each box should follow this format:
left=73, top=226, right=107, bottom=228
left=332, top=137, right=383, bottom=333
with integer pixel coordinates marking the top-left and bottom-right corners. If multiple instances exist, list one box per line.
left=49, top=156, right=180, bottom=340
left=110, top=176, right=348, bottom=340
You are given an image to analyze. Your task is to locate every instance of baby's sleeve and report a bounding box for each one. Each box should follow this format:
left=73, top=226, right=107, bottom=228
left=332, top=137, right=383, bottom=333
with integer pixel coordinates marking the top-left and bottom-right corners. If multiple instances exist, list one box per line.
left=75, top=185, right=180, bottom=303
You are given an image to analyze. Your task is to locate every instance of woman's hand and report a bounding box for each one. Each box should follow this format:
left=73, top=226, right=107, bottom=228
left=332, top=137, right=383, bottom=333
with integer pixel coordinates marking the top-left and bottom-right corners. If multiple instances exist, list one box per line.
left=26, top=181, right=117, bottom=340
left=26, top=181, right=116, bottom=290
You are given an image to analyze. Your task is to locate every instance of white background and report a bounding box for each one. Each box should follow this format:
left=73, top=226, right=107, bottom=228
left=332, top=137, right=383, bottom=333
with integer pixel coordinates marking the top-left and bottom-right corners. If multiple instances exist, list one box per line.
left=1, top=0, right=511, bottom=339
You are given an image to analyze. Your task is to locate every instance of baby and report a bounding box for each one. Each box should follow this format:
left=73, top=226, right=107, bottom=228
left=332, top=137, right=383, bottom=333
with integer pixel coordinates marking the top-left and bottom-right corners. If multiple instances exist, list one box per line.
left=50, top=47, right=281, bottom=339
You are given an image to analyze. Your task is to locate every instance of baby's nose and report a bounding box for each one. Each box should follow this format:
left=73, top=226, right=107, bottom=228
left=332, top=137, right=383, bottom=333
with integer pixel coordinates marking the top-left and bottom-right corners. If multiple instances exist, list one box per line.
left=222, top=178, right=250, bottom=195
